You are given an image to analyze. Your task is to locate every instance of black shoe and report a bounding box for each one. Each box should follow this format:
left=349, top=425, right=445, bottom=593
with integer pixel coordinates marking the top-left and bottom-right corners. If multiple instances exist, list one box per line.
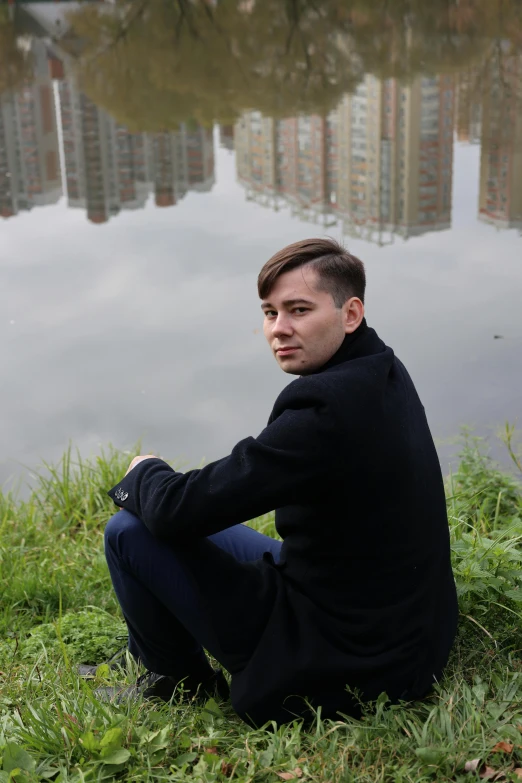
left=95, top=670, right=178, bottom=704
left=78, top=645, right=130, bottom=678
left=95, top=668, right=229, bottom=705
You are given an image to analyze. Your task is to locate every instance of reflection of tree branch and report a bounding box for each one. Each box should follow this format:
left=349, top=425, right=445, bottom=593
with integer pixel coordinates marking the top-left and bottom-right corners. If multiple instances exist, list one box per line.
left=64, top=0, right=522, bottom=132
left=174, top=2, right=188, bottom=43
left=284, top=0, right=312, bottom=91
left=83, top=0, right=149, bottom=65
left=306, top=0, right=327, bottom=20
left=174, top=0, right=200, bottom=42
left=284, top=0, right=299, bottom=56
left=198, top=0, right=251, bottom=88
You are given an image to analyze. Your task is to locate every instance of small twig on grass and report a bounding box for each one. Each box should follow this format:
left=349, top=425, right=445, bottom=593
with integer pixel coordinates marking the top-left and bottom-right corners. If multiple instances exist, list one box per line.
left=462, top=614, right=498, bottom=648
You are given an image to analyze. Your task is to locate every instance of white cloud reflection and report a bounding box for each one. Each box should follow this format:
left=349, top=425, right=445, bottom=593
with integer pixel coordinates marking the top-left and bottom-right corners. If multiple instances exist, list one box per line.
left=1, top=142, right=521, bottom=490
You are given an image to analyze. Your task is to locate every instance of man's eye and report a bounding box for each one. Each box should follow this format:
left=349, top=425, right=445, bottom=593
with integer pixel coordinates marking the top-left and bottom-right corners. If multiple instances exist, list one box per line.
left=293, top=308, right=309, bottom=314
left=265, top=310, right=277, bottom=318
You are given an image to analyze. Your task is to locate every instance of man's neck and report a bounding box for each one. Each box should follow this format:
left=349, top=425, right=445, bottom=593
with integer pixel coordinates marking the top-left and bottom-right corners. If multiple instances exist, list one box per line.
left=315, top=318, right=371, bottom=373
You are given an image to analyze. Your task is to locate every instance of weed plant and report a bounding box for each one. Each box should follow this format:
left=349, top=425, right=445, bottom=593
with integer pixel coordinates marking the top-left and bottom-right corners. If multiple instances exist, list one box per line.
left=1, top=429, right=522, bottom=782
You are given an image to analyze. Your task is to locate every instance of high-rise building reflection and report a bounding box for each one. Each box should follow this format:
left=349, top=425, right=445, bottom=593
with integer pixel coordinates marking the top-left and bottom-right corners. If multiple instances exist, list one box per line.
left=150, top=126, right=214, bottom=208
left=1, top=22, right=521, bottom=239
left=336, top=74, right=454, bottom=242
left=0, top=39, right=61, bottom=219
left=235, top=73, right=455, bottom=244
left=236, top=114, right=337, bottom=225
left=455, top=68, right=482, bottom=144
left=58, top=77, right=150, bottom=222
left=478, top=54, right=522, bottom=233
left=57, top=70, right=215, bottom=223
left=1, top=43, right=215, bottom=224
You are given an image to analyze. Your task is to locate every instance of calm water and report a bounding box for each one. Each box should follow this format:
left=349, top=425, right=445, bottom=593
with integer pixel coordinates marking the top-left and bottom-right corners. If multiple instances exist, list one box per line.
left=1, top=1, right=521, bottom=489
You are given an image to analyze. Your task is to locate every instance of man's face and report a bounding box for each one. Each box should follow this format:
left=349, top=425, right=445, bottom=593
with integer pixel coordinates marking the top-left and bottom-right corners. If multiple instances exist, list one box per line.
left=261, top=266, right=354, bottom=375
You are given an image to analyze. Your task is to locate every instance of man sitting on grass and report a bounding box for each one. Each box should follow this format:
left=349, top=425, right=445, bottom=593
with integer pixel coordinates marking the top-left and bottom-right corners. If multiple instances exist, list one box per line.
left=87, top=237, right=458, bottom=726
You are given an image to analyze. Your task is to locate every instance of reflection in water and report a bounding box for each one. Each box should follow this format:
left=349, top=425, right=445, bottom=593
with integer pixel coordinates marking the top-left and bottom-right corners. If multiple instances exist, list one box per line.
left=234, top=58, right=522, bottom=241
left=0, top=1, right=520, bottom=234
left=1, top=1, right=522, bottom=483
left=219, top=125, right=235, bottom=152
left=453, top=57, right=522, bottom=233
left=1, top=39, right=215, bottom=224
left=58, top=73, right=214, bottom=223
left=1, top=2, right=520, bottom=238
left=478, top=57, right=522, bottom=232
left=235, top=74, right=455, bottom=243
left=0, top=39, right=61, bottom=219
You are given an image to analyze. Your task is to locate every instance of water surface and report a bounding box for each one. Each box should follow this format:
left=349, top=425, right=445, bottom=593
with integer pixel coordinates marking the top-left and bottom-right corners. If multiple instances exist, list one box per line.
left=1, top=1, right=521, bottom=488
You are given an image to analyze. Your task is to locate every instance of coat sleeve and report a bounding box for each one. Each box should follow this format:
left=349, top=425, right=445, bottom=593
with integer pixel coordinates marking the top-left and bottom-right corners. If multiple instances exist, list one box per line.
left=107, top=379, right=344, bottom=541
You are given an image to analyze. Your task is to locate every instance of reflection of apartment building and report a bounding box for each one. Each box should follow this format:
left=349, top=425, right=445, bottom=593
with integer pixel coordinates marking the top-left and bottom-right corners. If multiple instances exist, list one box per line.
left=455, top=68, right=482, bottom=143
left=335, top=76, right=397, bottom=244
left=396, top=74, right=454, bottom=238
left=235, top=111, right=336, bottom=224
left=235, top=73, right=455, bottom=243
left=335, top=74, right=454, bottom=240
left=234, top=111, right=276, bottom=189
left=186, top=127, right=215, bottom=192
left=478, top=55, right=522, bottom=233
left=57, top=72, right=215, bottom=221
left=150, top=133, right=184, bottom=208
left=1, top=31, right=216, bottom=225
left=58, top=77, right=150, bottom=223
left=235, top=112, right=281, bottom=209
left=286, top=115, right=329, bottom=214
left=150, top=126, right=214, bottom=206
left=0, top=39, right=61, bottom=220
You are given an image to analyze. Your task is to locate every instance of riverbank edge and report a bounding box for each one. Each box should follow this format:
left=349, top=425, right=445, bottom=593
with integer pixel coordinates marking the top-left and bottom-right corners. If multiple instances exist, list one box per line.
left=1, top=431, right=522, bottom=782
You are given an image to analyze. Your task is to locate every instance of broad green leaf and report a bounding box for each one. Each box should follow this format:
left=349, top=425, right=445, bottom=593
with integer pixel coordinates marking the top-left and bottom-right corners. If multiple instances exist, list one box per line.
left=100, top=748, right=131, bottom=765
left=149, top=749, right=168, bottom=765
left=150, top=726, right=170, bottom=750
left=487, top=702, right=507, bottom=720
left=258, top=747, right=274, bottom=768
left=177, top=734, right=191, bottom=749
left=171, top=752, right=198, bottom=767
left=415, top=747, right=446, bottom=766
left=80, top=731, right=100, bottom=752
left=200, top=697, right=224, bottom=724
left=39, top=768, right=62, bottom=780
left=139, top=726, right=170, bottom=751
left=100, top=727, right=123, bottom=752
left=192, top=757, right=208, bottom=775
left=2, top=743, right=35, bottom=773
left=504, top=589, right=522, bottom=602
left=139, top=728, right=160, bottom=746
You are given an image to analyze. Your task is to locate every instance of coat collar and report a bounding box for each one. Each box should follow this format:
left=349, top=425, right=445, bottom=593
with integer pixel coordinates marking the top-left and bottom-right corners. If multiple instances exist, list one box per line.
left=315, top=319, right=386, bottom=374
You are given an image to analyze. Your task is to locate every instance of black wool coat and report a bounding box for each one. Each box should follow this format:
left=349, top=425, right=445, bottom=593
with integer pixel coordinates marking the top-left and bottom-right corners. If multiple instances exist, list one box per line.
left=108, top=321, right=458, bottom=726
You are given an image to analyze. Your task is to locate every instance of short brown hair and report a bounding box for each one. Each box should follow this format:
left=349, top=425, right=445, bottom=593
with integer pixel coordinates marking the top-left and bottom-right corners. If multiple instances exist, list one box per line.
left=257, top=238, right=366, bottom=307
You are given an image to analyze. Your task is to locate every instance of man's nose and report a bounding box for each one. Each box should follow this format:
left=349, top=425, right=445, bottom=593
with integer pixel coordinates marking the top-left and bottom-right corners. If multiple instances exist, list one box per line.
left=272, top=313, right=293, bottom=337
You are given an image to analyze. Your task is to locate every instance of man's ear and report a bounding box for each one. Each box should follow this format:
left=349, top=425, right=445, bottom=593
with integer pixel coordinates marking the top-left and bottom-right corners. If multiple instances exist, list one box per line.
left=343, top=297, right=365, bottom=334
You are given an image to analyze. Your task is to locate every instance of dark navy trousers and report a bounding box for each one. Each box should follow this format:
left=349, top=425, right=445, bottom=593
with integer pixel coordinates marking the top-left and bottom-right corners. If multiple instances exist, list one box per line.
left=104, top=510, right=282, bottom=683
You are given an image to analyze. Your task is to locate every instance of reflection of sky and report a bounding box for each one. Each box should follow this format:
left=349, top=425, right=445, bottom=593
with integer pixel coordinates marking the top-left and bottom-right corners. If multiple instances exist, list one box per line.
left=1, top=135, right=522, bottom=489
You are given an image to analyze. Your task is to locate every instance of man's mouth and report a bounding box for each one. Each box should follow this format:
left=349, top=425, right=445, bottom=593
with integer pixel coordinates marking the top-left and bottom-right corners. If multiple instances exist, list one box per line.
left=276, top=347, right=299, bottom=356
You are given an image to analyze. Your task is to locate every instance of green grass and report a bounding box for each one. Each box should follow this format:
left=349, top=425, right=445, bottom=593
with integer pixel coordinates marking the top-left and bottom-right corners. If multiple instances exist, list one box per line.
left=1, top=429, right=522, bottom=782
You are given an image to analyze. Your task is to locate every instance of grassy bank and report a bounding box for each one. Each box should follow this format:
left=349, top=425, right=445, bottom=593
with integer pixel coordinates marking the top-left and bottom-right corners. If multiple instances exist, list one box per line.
left=1, top=430, right=522, bottom=782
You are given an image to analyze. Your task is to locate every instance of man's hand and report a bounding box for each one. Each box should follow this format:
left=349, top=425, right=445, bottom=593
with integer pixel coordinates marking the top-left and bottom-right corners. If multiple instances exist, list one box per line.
left=125, top=455, right=157, bottom=476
